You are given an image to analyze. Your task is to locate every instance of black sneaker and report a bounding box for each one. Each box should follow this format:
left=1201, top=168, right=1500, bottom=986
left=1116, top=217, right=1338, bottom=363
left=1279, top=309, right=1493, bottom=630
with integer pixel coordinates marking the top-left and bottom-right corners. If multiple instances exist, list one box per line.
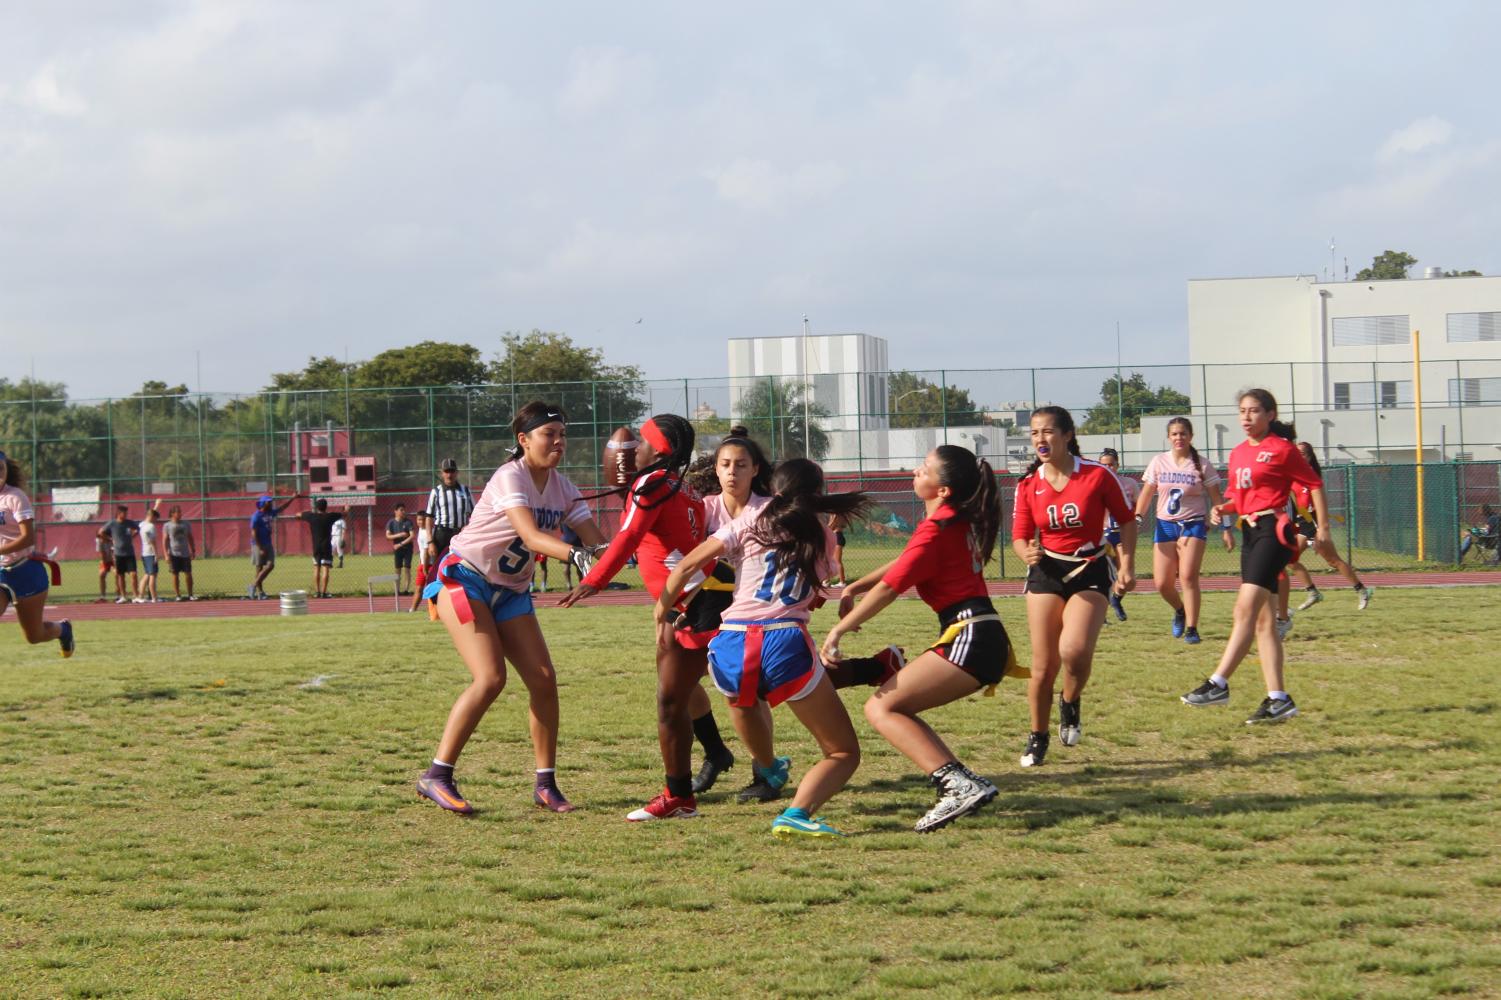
left=1019, top=731, right=1049, bottom=767
left=691, top=752, right=735, bottom=795
left=1109, top=593, right=1127, bottom=621
left=1058, top=696, right=1081, bottom=747
left=1246, top=696, right=1298, bottom=725
left=1181, top=678, right=1229, bottom=706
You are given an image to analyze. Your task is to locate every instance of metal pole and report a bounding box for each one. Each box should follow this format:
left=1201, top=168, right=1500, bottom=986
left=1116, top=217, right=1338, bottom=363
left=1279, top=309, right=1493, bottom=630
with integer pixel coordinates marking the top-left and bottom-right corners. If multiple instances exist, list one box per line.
left=1371, top=361, right=1381, bottom=458
left=1413, top=330, right=1425, bottom=561
left=940, top=371, right=948, bottom=444
left=1455, top=359, right=1465, bottom=457
left=1116, top=322, right=1124, bottom=455
left=801, top=315, right=811, bottom=457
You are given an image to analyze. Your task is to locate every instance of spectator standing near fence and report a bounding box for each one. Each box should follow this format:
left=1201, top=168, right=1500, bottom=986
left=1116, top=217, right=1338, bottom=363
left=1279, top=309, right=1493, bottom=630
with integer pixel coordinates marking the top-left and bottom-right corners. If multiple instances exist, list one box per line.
left=96, top=531, right=114, bottom=602
left=331, top=514, right=348, bottom=568
left=164, top=506, right=196, bottom=601
left=99, top=507, right=139, bottom=605
left=137, top=507, right=162, bottom=603
left=385, top=503, right=416, bottom=596
left=425, top=458, right=474, bottom=557
left=248, top=493, right=299, bottom=600
left=300, top=498, right=344, bottom=598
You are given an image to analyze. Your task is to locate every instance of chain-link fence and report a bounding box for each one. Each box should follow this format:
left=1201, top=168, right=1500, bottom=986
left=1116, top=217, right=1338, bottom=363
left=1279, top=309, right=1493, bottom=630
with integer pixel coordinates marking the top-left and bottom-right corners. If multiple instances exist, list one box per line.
left=6, top=363, right=1501, bottom=603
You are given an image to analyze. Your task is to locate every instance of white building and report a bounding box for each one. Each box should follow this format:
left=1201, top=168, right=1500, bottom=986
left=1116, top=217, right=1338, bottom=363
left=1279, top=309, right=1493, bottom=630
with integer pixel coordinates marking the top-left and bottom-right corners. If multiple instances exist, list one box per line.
left=727, top=333, right=889, bottom=434
left=1184, top=273, right=1501, bottom=464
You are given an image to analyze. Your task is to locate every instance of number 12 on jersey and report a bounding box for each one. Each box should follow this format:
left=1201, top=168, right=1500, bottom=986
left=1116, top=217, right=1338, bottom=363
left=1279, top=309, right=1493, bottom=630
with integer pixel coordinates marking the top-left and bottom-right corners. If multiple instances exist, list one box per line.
left=1046, top=503, right=1082, bottom=530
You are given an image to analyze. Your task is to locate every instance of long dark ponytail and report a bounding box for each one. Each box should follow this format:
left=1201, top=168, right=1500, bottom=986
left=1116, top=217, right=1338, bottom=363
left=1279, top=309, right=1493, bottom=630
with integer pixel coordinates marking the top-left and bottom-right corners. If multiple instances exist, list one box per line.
left=630, top=414, right=696, bottom=511
left=1023, top=405, right=1082, bottom=477
left=1166, top=416, right=1205, bottom=482
left=1239, top=388, right=1297, bottom=441
left=931, top=444, right=1000, bottom=564
left=749, top=458, right=872, bottom=594
left=1297, top=441, right=1323, bottom=476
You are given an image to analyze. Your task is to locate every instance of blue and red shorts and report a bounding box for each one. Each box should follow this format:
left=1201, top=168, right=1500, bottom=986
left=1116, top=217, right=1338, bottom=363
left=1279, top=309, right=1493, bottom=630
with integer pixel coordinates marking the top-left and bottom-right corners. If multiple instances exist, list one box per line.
left=422, top=552, right=533, bottom=626
left=0, top=558, right=50, bottom=602
left=707, top=619, right=824, bottom=708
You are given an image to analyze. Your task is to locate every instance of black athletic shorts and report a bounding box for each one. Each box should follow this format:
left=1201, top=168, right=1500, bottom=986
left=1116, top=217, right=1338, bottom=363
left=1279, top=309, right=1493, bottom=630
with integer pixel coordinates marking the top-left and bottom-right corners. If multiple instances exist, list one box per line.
left=393, top=546, right=413, bottom=569
left=114, top=554, right=137, bottom=575
left=834, top=531, right=847, bottom=547
left=431, top=526, right=459, bottom=556
left=1024, top=551, right=1113, bottom=600
left=1295, top=514, right=1318, bottom=540
left=169, top=555, right=192, bottom=574
left=929, top=597, right=1013, bottom=687
left=676, top=586, right=733, bottom=637
left=1240, top=518, right=1294, bottom=591
left=313, top=543, right=334, bottom=567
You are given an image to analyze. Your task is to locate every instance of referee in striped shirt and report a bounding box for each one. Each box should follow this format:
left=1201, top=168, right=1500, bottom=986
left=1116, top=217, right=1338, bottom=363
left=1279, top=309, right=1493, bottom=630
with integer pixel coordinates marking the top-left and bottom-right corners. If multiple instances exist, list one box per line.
left=425, top=458, right=474, bottom=557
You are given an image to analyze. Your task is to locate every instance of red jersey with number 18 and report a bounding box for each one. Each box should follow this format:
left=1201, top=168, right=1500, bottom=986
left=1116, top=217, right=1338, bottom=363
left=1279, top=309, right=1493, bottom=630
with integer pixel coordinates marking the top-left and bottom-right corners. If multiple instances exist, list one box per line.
left=1221, top=435, right=1322, bottom=518
left=1012, top=457, right=1133, bottom=554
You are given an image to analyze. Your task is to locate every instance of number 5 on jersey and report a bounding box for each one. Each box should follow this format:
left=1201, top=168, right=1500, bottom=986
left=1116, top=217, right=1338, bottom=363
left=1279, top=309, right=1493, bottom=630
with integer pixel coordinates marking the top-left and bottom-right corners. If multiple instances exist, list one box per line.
left=496, top=537, right=530, bottom=575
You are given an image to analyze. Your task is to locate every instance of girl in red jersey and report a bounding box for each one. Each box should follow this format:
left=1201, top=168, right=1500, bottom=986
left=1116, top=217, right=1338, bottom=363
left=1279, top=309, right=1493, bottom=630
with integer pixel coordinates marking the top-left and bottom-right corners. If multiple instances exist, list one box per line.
left=560, top=414, right=749, bottom=821
left=0, top=452, right=73, bottom=658
left=660, top=458, right=871, bottom=838
left=822, top=445, right=1020, bottom=833
left=1012, top=406, right=1136, bottom=767
left=1180, top=389, right=1327, bottom=724
left=1287, top=441, right=1372, bottom=612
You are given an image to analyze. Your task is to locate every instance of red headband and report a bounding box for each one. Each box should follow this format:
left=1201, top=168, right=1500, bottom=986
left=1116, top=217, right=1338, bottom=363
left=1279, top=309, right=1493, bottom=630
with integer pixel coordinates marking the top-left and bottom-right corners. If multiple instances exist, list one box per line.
left=639, top=418, right=671, bottom=454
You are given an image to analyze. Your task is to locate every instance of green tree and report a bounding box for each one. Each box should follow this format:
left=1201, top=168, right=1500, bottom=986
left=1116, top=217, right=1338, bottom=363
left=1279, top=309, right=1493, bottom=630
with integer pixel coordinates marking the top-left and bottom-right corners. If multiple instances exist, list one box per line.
left=355, top=342, right=488, bottom=389
left=1355, top=250, right=1418, bottom=281
left=1444, top=268, right=1483, bottom=277
left=887, top=371, right=985, bottom=428
left=0, top=378, right=112, bottom=488
left=733, top=378, right=830, bottom=460
left=488, top=330, right=648, bottom=435
left=1080, top=373, right=1192, bottom=434
left=266, top=356, right=357, bottom=392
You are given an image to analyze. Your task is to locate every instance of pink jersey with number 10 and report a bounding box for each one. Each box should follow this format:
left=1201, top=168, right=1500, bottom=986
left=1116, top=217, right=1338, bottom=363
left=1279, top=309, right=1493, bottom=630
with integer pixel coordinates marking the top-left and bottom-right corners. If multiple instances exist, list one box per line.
left=712, top=508, right=835, bottom=623
left=449, top=458, right=590, bottom=591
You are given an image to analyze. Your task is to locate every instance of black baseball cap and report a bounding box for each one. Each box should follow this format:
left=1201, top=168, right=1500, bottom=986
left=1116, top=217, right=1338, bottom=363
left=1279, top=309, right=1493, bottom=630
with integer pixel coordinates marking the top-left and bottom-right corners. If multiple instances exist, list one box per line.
left=440, top=458, right=458, bottom=472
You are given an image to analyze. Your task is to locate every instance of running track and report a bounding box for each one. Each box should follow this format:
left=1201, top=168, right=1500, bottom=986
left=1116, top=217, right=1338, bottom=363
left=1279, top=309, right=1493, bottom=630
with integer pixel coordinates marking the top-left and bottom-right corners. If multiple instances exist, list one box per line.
left=15, top=570, right=1498, bottom=623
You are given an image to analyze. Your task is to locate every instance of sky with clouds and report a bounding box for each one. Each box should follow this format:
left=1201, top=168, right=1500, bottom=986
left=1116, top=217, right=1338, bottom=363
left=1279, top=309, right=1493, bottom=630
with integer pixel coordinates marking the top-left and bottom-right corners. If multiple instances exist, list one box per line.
left=3, top=1, right=1498, bottom=400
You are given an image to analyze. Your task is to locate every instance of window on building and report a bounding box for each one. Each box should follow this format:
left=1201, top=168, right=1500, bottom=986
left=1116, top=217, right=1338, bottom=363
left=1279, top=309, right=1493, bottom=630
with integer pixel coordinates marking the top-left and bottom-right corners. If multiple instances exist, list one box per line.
left=1331, top=315, right=1410, bottom=347
left=1331, top=380, right=1413, bottom=409
left=1447, top=312, right=1501, bottom=343
left=1449, top=377, right=1501, bottom=405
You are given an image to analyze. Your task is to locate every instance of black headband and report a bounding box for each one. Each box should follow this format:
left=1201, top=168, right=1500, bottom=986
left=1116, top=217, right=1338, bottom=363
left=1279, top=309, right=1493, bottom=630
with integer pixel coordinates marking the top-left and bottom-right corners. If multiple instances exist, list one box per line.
left=519, top=409, right=565, bottom=434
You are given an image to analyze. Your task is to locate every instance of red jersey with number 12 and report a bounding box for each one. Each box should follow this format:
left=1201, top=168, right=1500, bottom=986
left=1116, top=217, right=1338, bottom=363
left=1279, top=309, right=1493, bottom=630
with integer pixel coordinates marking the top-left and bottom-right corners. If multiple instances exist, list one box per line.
left=1012, top=457, right=1133, bottom=553
left=583, top=470, right=708, bottom=600
left=1221, top=435, right=1321, bottom=518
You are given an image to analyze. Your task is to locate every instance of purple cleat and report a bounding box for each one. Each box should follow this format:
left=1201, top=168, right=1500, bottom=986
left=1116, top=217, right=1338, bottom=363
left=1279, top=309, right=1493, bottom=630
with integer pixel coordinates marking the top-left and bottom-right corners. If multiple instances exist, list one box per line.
left=533, top=785, right=575, bottom=813
left=416, top=775, right=474, bottom=815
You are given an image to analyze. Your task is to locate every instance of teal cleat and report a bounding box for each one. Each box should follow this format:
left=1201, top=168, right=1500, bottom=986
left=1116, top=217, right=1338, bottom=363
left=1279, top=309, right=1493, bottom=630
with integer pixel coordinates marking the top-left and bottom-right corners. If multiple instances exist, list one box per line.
left=771, top=811, right=845, bottom=839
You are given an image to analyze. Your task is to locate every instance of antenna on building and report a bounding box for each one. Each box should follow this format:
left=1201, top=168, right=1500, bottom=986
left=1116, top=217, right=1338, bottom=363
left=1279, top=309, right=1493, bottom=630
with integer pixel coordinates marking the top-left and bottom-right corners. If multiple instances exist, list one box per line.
left=1329, top=237, right=1336, bottom=282
left=1344, top=257, right=1349, bottom=282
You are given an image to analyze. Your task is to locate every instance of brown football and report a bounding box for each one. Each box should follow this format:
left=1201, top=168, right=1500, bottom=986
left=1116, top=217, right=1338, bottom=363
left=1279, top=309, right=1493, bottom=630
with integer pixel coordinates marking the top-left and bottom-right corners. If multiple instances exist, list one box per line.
left=603, top=426, right=639, bottom=488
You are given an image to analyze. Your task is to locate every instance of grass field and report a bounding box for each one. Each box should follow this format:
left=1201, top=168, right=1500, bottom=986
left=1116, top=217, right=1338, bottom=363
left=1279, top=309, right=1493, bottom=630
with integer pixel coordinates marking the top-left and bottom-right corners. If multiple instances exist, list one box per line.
left=43, top=534, right=1496, bottom=604
left=2, top=590, right=1499, bottom=998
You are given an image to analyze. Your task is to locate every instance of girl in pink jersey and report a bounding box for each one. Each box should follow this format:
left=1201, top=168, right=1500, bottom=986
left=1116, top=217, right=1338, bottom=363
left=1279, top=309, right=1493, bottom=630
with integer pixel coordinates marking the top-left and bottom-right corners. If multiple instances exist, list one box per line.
left=0, top=452, right=72, bottom=658
left=656, top=459, right=871, bottom=839
left=1133, top=417, right=1233, bottom=645
left=415, top=402, right=607, bottom=816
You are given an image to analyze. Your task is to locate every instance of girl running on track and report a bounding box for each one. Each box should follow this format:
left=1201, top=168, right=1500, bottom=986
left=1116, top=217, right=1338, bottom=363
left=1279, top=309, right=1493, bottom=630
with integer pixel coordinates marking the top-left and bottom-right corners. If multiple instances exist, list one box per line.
left=1180, top=389, right=1327, bottom=725
left=560, top=414, right=746, bottom=821
left=661, top=458, right=870, bottom=838
left=1133, top=417, right=1233, bottom=645
left=1012, top=406, right=1136, bottom=767
left=1096, top=448, right=1138, bottom=622
left=1288, top=441, right=1372, bottom=612
left=0, top=451, right=72, bottom=658
left=415, top=401, right=607, bottom=816
left=823, top=444, right=1019, bottom=833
